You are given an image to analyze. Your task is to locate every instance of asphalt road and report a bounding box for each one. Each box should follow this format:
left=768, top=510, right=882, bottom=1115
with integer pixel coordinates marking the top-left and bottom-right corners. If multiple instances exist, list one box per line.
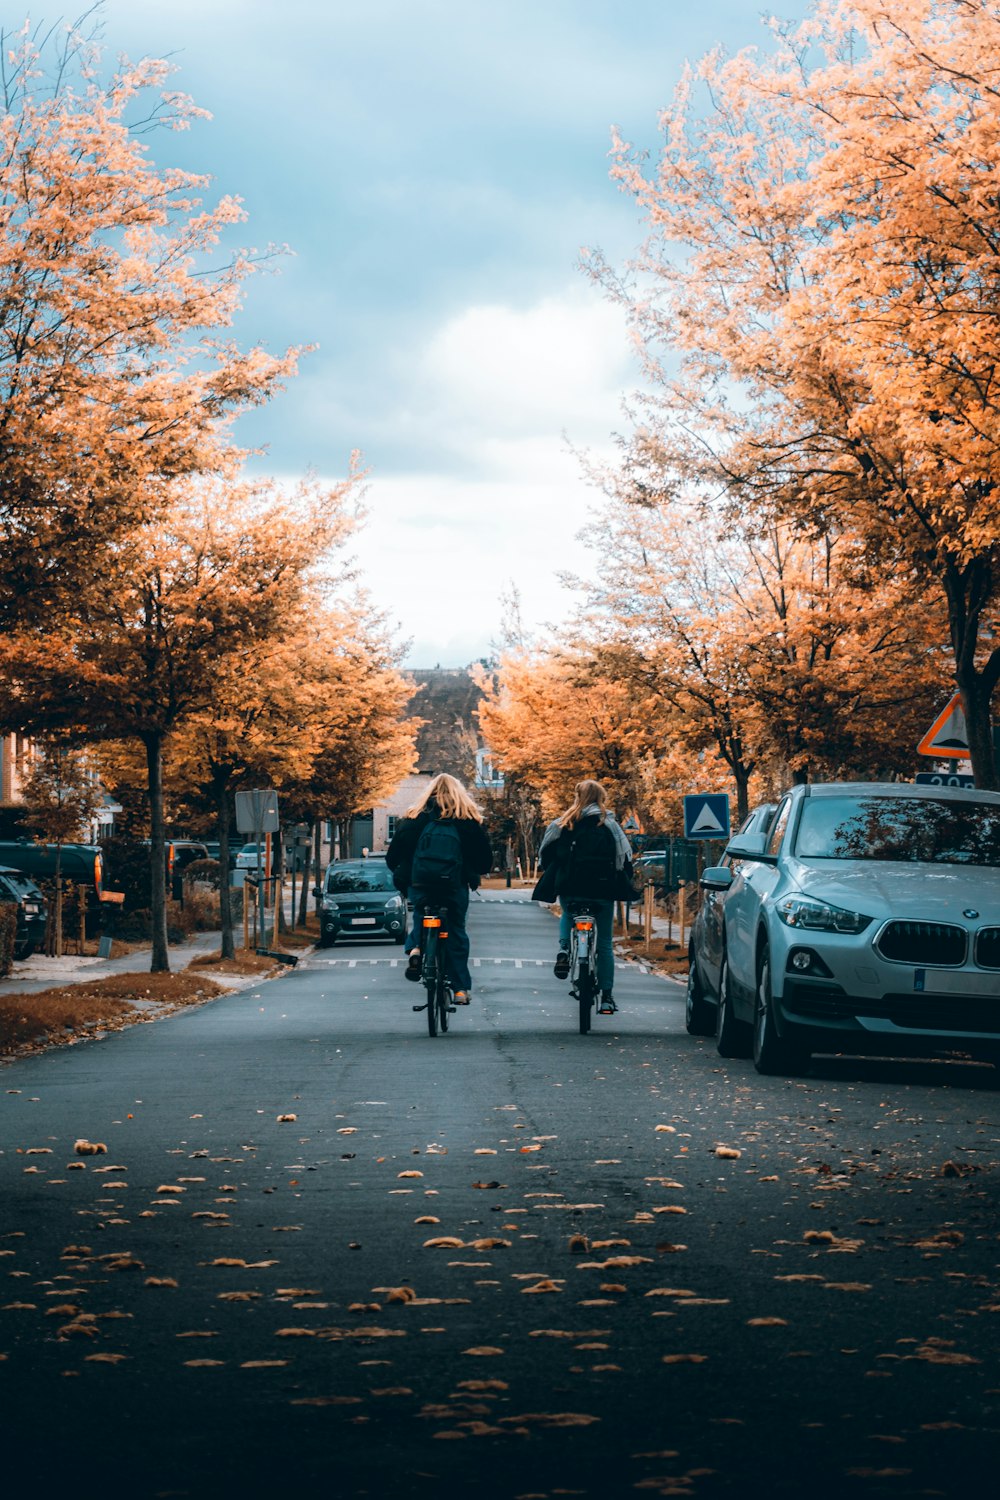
left=1, top=890, right=998, bottom=1500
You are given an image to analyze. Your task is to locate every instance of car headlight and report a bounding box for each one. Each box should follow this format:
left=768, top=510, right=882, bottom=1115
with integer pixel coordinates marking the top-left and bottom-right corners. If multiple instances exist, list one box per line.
left=321, top=898, right=339, bottom=913
left=384, top=896, right=403, bottom=912
left=776, top=894, right=872, bottom=934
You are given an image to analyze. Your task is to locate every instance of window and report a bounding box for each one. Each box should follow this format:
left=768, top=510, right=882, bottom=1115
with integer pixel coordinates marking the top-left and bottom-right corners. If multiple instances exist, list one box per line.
left=387, top=815, right=398, bottom=841
left=766, top=799, right=793, bottom=857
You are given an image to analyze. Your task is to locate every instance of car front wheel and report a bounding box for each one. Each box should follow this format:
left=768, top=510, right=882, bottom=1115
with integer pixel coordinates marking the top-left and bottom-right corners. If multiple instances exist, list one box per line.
left=685, top=949, right=715, bottom=1036
left=715, top=955, right=751, bottom=1058
left=753, top=947, right=807, bottom=1076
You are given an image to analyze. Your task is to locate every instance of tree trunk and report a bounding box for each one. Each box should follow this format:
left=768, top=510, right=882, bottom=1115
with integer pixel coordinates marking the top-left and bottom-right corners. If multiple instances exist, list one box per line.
left=54, top=845, right=63, bottom=957
left=217, top=780, right=235, bottom=962
left=960, top=678, right=999, bottom=792
left=312, top=821, right=323, bottom=918
left=943, top=558, right=1000, bottom=791
left=145, top=733, right=170, bottom=973
left=297, top=822, right=314, bottom=926
left=275, top=834, right=288, bottom=935
left=732, top=767, right=751, bottom=826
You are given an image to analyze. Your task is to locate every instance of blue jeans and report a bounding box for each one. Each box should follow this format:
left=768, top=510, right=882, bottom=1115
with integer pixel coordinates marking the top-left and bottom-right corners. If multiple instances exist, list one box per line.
left=559, top=896, right=615, bottom=994
left=407, top=884, right=472, bottom=993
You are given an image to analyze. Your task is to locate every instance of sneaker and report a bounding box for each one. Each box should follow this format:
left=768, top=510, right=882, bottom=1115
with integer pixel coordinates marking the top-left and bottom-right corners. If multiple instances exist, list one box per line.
left=598, top=994, right=617, bottom=1015
left=404, top=951, right=422, bottom=982
left=453, top=991, right=471, bottom=1005
left=553, top=950, right=570, bottom=980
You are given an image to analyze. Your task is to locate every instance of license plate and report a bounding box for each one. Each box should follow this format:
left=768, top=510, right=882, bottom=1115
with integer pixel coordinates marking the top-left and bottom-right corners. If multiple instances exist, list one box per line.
left=351, top=917, right=377, bottom=926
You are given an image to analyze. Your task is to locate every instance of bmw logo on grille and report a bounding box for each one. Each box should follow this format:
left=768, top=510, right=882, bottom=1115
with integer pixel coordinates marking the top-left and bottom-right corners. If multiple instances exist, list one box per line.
left=963, top=908, right=979, bottom=919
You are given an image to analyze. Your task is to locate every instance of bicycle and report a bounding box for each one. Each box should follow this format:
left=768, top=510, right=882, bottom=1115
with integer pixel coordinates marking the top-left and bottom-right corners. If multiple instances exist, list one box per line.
left=410, top=905, right=455, bottom=1036
left=567, top=902, right=600, bottom=1034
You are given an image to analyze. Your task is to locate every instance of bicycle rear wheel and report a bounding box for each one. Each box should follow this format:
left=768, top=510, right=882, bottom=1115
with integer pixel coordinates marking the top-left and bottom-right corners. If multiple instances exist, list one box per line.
left=437, top=971, right=450, bottom=1033
left=578, top=964, right=595, bottom=1033
left=424, top=930, right=439, bottom=1037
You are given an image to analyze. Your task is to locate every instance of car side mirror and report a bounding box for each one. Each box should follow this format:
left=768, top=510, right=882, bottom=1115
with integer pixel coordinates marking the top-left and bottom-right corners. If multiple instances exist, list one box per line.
left=311, top=887, right=322, bottom=898
left=700, top=866, right=734, bottom=892
left=725, top=833, right=769, bottom=860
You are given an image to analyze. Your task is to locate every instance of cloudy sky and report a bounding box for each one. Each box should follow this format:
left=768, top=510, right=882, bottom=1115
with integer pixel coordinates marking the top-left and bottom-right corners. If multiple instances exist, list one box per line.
left=95, top=0, right=770, bottom=665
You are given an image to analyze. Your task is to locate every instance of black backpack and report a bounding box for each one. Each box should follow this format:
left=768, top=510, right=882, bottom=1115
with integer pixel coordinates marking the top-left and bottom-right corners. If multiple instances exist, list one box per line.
left=559, top=817, right=617, bottom=900
left=411, top=818, right=464, bottom=892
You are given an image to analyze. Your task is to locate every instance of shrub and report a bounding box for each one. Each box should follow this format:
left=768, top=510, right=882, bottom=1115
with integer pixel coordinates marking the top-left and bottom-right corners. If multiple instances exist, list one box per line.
left=183, top=858, right=222, bottom=889
left=0, top=905, right=16, bottom=976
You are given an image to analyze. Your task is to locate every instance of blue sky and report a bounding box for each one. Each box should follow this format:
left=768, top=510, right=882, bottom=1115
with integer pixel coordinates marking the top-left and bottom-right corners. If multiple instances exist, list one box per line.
left=94, top=0, right=774, bottom=665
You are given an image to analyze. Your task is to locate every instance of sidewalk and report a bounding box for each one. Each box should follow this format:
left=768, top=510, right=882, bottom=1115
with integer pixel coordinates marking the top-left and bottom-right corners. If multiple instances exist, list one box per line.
left=0, top=931, right=245, bottom=998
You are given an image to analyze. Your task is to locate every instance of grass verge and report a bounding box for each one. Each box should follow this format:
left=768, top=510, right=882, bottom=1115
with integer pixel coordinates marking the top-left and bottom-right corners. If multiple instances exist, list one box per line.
left=0, top=949, right=293, bottom=1057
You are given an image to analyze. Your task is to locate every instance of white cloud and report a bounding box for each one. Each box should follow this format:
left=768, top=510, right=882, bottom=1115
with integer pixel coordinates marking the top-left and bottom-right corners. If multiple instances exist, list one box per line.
left=419, top=287, right=634, bottom=448
left=339, top=287, right=635, bottom=664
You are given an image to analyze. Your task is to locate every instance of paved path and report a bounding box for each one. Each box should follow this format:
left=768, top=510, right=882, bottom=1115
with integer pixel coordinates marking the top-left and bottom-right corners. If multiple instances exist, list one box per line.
left=0, top=889, right=997, bottom=1500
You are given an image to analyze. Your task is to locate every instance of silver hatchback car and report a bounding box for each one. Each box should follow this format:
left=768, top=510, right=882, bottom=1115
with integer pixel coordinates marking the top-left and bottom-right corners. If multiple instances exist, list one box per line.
left=695, top=782, right=1000, bottom=1075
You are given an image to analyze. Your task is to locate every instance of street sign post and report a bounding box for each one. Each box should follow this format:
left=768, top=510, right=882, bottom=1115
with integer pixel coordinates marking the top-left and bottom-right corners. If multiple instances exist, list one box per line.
left=683, top=793, right=731, bottom=842
left=914, top=771, right=976, bottom=789
left=234, top=791, right=280, bottom=952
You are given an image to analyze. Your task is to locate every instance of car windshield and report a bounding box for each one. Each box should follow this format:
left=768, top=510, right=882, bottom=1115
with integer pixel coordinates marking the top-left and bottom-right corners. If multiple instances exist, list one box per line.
left=0, top=869, right=39, bottom=895
left=794, top=795, right=1000, bottom=866
left=326, top=863, right=395, bottom=893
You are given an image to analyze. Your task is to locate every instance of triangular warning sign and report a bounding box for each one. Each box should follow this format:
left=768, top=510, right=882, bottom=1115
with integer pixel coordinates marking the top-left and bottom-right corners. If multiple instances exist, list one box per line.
left=691, top=800, right=726, bottom=834
left=916, top=693, right=969, bottom=759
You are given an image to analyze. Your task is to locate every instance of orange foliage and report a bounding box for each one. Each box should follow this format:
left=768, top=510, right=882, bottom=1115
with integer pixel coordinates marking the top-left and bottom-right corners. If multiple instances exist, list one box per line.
left=0, top=20, right=299, bottom=618
left=596, top=0, right=1000, bottom=784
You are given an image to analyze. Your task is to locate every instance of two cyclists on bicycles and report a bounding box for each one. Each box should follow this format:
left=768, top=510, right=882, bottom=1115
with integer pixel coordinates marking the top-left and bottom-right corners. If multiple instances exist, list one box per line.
left=533, top=779, right=636, bottom=1017
left=385, top=773, right=492, bottom=1006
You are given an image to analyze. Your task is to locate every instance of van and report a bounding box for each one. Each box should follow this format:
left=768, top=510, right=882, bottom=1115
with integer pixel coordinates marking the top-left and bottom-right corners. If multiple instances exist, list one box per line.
left=0, top=840, right=104, bottom=938
left=0, top=840, right=104, bottom=896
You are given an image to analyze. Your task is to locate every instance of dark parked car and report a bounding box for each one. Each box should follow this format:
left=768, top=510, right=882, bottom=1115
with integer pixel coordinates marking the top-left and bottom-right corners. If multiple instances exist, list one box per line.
left=315, top=859, right=406, bottom=946
left=0, top=864, right=48, bottom=960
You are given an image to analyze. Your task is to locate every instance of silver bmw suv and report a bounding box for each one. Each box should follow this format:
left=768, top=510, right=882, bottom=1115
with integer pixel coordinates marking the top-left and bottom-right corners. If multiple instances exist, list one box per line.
left=699, top=782, right=1000, bottom=1075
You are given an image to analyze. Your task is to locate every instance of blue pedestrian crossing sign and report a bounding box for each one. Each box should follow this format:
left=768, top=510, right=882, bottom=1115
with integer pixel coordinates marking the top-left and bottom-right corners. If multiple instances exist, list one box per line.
left=684, top=793, right=731, bottom=841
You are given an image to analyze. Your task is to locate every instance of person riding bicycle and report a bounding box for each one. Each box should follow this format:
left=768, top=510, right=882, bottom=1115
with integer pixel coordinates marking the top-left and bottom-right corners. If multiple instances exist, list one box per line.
left=533, top=779, right=635, bottom=1015
left=385, top=773, right=492, bottom=1005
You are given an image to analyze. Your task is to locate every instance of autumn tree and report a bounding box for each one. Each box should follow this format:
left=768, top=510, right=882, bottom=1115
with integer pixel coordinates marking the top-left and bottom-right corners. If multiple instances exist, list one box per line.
left=571, top=498, right=949, bottom=816
left=594, top=0, right=1000, bottom=784
left=0, top=10, right=298, bottom=621
left=279, top=608, right=419, bottom=910
left=17, top=740, right=100, bottom=953
left=0, top=473, right=357, bottom=971
left=475, top=649, right=682, bottom=831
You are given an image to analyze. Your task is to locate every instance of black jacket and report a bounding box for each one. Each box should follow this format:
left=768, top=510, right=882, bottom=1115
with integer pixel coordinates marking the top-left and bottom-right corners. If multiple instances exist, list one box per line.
left=385, top=807, right=492, bottom=894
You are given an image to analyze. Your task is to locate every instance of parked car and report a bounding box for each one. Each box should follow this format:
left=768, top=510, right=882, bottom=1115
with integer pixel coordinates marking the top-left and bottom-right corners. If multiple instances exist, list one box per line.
left=314, top=859, right=406, bottom=946
left=690, top=782, right=1000, bottom=1075
left=635, top=850, right=667, bottom=880
left=0, top=865, right=48, bottom=960
left=234, top=842, right=266, bottom=872
left=686, top=804, right=777, bottom=1037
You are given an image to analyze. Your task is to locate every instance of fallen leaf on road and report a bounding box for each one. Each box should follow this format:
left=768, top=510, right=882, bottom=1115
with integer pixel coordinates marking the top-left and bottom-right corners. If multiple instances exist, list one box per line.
left=714, top=1147, right=741, bottom=1159
left=748, top=1317, right=788, bottom=1327
left=462, top=1346, right=505, bottom=1356
left=662, top=1354, right=708, bottom=1364
left=74, top=1140, right=107, bottom=1156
